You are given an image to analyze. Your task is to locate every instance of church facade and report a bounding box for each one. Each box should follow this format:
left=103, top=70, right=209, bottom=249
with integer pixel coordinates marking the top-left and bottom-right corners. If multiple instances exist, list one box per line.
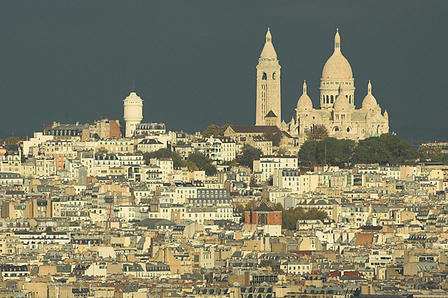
left=255, top=28, right=389, bottom=143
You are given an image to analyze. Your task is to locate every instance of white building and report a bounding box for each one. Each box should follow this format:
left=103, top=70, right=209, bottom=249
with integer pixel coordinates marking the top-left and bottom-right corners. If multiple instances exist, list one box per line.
left=253, top=155, right=298, bottom=182
left=283, top=261, right=312, bottom=275
left=123, top=91, right=143, bottom=138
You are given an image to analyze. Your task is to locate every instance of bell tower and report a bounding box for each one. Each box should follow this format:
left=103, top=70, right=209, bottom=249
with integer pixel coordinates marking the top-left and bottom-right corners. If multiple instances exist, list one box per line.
left=256, top=28, right=281, bottom=126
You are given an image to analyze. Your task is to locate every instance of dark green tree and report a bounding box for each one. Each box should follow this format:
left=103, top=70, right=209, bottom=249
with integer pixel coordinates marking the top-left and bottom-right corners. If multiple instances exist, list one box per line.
left=418, top=145, right=448, bottom=162
left=282, top=207, right=328, bottom=230
left=143, top=148, right=185, bottom=167
left=352, top=137, right=391, bottom=164
left=298, top=137, right=355, bottom=166
left=237, top=145, right=262, bottom=169
left=353, top=134, right=417, bottom=165
left=187, top=152, right=217, bottom=176
left=263, top=131, right=282, bottom=147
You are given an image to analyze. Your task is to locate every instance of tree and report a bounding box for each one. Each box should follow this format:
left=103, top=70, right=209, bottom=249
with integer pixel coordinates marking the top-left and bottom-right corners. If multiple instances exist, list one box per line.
left=353, top=134, right=417, bottom=165
left=202, top=124, right=230, bottom=138
left=282, top=207, right=328, bottom=230
left=263, top=131, right=282, bottom=147
left=143, top=148, right=185, bottom=168
left=305, top=124, right=328, bottom=140
left=352, top=137, right=391, bottom=164
left=282, top=208, right=301, bottom=230
left=237, top=145, right=262, bottom=169
left=298, top=140, right=319, bottom=166
left=299, top=134, right=416, bottom=166
left=418, top=145, right=448, bottom=162
left=259, top=259, right=283, bottom=274
left=298, top=137, right=355, bottom=166
left=187, top=152, right=217, bottom=176
left=185, top=160, right=199, bottom=171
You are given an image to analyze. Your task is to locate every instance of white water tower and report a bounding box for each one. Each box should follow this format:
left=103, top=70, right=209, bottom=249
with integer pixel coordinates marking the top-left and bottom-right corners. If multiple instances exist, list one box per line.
left=123, top=91, right=143, bottom=138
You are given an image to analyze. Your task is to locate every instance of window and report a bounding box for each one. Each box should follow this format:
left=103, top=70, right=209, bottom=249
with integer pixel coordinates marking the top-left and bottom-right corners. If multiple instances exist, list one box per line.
left=262, top=73, right=267, bottom=80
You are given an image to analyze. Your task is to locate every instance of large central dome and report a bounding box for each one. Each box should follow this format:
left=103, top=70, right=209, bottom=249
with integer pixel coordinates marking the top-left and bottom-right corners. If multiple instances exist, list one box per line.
left=321, top=30, right=353, bottom=80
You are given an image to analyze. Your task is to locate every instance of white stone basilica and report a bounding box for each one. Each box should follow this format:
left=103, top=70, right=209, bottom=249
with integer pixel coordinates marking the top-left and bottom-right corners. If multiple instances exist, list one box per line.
left=255, top=28, right=389, bottom=142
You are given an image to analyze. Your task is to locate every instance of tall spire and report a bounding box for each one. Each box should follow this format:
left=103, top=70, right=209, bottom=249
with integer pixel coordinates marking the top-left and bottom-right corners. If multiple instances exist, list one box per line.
left=266, top=27, right=272, bottom=42
left=368, top=80, right=372, bottom=94
left=260, top=27, right=277, bottom=59
left=334, top=28, right=341, bottom=51
left=302, top=80, right=307, bottom=94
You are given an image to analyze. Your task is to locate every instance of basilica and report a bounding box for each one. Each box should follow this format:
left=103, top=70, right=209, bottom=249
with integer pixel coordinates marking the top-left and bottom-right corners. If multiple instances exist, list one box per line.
left=255, top=28, right=389, bottom=143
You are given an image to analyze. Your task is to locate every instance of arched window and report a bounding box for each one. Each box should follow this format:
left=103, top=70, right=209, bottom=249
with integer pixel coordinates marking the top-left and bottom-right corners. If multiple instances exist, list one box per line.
left=330, top=95, right=334, bottom=103
left=333, top=126, right=340, bottom=132
left=272, top=72, right=276, bottom=80
left=346, top=127, right=351, bottom=133
left=262, top=73, right=267, bottom=80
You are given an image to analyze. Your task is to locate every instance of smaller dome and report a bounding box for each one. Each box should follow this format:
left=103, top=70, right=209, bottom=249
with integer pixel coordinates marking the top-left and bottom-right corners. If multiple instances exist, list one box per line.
left=334, top=86, right=350, bottom=111
left=296, top=81, right=313, bottom=110
left=362, top=81, right=378, bottom=110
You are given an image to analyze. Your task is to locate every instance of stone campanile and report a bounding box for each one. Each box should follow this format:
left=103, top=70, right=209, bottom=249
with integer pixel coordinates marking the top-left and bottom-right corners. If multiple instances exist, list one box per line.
left=256, top=28, right=281, bottom=127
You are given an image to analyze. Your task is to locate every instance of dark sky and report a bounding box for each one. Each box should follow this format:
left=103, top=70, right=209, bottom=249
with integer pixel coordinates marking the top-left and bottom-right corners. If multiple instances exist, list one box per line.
left=1, top=1, right=447, bottom=145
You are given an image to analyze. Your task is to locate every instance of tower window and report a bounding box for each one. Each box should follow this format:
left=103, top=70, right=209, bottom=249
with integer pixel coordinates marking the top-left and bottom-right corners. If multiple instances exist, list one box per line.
left=262, top=73, right=267, bottom=80
left=272, top=72, right=276, bottom=80
left=331, top=95, right=334, bottom=103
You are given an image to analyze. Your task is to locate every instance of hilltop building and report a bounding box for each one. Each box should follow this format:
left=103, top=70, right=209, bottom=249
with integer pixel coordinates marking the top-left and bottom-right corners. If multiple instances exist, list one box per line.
left=123, top=92, right=143, bottom=138
left=255, top=28, right=389, bottom=142
left=255, top=28, right=281, bottom=127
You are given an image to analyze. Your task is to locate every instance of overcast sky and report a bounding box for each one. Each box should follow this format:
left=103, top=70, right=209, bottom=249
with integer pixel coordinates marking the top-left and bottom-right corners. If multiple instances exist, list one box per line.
left=0, top=0, right=446, bottom=145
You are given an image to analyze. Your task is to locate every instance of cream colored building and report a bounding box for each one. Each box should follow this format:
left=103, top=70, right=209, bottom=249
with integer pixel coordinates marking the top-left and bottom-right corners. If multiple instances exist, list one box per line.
left=255, top=28, right=389, bottom=142
left=123, top=91, right=143, bottom=138
left=285, top=30, right=389, bottom=141
left=256, top=28, right=281, bottom=127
